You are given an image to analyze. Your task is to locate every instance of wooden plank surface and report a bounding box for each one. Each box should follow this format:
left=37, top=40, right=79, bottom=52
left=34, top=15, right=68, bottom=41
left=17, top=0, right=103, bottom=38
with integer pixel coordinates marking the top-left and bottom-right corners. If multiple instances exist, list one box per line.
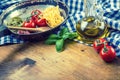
left=0, top=42, right=120, bottom=80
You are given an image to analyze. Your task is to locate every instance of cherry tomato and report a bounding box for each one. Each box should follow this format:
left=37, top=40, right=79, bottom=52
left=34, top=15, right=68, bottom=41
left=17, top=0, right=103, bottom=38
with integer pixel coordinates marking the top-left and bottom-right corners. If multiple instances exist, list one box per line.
left=31, top=9, right=41, bottom=21
left=99, top=45, right=116, bottom=62
left=93, top=38, right=108, bottom=53
left=31, top=9, right=41, bottom=16
left=31, top=10, right=47, bottom=27
left=23, top=19, right=36, bottom=28
left=35, top=18, right=47, bottom=27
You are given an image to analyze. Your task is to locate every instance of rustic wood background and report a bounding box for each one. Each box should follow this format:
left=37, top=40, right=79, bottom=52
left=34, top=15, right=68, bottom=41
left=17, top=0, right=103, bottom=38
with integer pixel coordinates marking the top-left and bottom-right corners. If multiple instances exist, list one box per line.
left=0, top=42, right=120, bottom=80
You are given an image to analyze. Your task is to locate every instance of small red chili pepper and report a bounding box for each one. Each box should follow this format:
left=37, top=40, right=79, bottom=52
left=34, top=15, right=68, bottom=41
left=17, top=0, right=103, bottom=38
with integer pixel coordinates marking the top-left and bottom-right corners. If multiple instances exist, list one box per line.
left=99, top=43, right=116, bottom=62
left=93, top=38, right=108, bottom=53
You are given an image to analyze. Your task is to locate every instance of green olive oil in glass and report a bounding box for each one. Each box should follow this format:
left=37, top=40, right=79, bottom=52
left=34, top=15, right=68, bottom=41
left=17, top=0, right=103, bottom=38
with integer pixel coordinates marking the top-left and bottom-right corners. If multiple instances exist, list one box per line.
left=76, top=0, right=109, bottom=44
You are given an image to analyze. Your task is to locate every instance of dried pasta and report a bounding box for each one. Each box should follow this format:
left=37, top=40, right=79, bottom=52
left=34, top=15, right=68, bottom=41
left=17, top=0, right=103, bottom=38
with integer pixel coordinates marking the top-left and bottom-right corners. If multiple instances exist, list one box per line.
left=43, top=6, right=64, bottom=28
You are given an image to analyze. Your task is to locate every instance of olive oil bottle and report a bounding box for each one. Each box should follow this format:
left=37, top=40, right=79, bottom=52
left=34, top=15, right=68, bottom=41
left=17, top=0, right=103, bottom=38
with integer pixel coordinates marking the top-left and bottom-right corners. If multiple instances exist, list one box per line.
left=76, top=0, right=110, bottom=44
left=76, top=16, right=109, bottom=44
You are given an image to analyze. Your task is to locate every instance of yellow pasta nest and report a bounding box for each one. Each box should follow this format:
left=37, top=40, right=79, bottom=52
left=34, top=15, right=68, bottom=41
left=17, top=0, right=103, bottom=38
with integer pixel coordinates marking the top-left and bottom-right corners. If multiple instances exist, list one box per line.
left=43, top=6, right=64, bottom=28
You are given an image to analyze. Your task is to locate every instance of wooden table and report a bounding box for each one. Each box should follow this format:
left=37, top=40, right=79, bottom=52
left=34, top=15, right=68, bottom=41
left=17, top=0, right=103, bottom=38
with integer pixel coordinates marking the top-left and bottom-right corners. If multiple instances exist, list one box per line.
left=0, top=41, right=120, bottom=80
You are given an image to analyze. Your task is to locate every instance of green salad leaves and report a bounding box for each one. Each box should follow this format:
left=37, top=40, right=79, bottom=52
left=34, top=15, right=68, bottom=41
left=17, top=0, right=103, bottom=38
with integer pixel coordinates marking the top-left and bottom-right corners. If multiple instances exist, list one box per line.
left=45, top=27, right=78, bottom=52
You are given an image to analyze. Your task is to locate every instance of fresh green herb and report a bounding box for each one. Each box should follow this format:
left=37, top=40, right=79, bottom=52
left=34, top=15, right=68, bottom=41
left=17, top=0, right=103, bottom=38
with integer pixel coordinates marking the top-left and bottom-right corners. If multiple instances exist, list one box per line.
left=58, top=27, right=69, bottom=36
left=45, top=27, right=78, bottom=52
left=7, top=17, right=23, bottom=27
left=45, top=34, right=61, bottom=45
left=56, top=39, right=64, bottom=52
left=62, top=32, right=78, bottom=40
left=47, top=34, right=60, bottom=39
left=45, top=39, right=58, bottom=45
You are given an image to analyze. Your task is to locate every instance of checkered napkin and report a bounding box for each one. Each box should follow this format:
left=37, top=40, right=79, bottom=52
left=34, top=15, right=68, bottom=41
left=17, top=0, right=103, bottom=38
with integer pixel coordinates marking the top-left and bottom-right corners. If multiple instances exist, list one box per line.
left=61, top=0, right=120, bottom=56
left=0, top=0, right=120, bottom=56
left=98, top=0, right=120, bottom=56
left=0, top=0, right=25, bottom=45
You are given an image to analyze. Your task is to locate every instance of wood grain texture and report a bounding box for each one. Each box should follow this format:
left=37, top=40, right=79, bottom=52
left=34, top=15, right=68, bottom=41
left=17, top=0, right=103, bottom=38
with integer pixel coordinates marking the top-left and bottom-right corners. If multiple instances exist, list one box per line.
left=0, top=42, right=120, bottom=80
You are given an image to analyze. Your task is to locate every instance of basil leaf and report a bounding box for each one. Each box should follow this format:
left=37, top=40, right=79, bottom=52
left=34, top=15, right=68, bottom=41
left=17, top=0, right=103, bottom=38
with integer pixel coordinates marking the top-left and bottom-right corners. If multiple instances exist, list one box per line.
left=56, top=39, right=64, bottom=52
left=58, top=27, right=69, bottom=36
left=48, top=34, right=60, bottom=39
left=45, top=39, right=57, bottom=45
left=68, top=32, right=78, bottom=39
left=62, top=32, right=70, bottom=40
left=62, top=32, right=78, bottom=40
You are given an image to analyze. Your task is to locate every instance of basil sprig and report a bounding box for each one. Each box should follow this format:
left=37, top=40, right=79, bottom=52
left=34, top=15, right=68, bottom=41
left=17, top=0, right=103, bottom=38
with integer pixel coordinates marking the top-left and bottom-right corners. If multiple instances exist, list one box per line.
left=45, top=27, right=78, bottom=52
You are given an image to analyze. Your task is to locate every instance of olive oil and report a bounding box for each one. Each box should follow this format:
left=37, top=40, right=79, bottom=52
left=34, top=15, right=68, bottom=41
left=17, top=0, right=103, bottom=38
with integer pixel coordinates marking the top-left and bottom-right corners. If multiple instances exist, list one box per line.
left=76, top=16, right=109, bottom=44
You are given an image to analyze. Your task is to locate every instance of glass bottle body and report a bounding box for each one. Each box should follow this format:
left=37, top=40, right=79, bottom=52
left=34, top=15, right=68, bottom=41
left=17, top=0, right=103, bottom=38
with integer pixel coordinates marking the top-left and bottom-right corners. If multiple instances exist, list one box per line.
left=76, top=0, right=109, bottom=44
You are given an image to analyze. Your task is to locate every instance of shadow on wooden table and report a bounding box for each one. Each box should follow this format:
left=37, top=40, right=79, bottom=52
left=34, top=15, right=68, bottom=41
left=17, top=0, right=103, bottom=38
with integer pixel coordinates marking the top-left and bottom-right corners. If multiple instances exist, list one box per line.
left=0, top=42, right=34, bottom=63
left=0, top=41, right=120, bottom=80
left=0, top=42, right=37, bottom=80
left=0, top=60, right=22, bottom=80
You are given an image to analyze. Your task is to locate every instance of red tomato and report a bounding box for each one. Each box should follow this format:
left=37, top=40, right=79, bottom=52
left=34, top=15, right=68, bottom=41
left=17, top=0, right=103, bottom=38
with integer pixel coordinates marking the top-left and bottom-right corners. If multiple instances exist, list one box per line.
left=99, top=45, right=116, bottom=62
left=30, top=9, right=47, bottom=27
left=31, top=9, right=41, bottom=21
left=23, top=19, right=36, bottom=28
left=93, top=38, right=108, bottom=52
left=35, top=18, right=47, bottom=27
left=31, top=9, right=41, bottom=16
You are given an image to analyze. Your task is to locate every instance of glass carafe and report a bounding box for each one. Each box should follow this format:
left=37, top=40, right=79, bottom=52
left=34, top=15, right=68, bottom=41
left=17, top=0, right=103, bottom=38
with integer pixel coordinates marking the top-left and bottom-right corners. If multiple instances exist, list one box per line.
left=76, top=0, right=109, bottom=44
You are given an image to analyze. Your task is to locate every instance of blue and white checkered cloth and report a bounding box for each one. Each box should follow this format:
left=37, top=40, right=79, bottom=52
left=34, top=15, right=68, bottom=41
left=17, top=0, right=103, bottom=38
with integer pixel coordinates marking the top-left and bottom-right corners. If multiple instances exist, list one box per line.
left=0, top=0, right=120, bottom=56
